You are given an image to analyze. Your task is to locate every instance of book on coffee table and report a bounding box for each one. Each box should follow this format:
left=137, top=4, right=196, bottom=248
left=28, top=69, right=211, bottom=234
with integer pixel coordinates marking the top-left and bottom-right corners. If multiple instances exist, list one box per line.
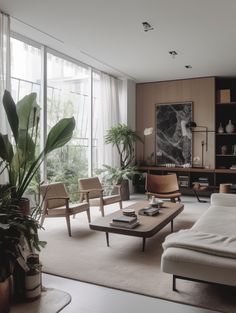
left=109, top=220, right=140, bottom=229
left=112, top=215, right=137, bottom=224
left=138, top=207, right=160, bottom=216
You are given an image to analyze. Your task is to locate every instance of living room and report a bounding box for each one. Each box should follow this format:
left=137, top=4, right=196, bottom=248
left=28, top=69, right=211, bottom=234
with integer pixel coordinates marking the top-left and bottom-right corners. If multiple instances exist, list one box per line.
left=0, top=1, right=236, bottom=313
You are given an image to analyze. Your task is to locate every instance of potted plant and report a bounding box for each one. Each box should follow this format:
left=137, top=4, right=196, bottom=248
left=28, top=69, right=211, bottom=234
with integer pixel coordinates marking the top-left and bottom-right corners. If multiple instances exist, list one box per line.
left=0, top=90, right=75, bottom=309
left=0, top=90, right=75, bottom=207
left=99, top=124, right=143, bottom=200
left=0, top=185, right=45, bottom=312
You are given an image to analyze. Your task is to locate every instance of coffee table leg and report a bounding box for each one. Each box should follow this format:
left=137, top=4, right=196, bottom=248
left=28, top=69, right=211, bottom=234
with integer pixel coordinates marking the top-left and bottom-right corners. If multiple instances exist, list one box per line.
left=105, top=232, right=109, bottom=247
left=171, top=220, right=173, bottom=232
left=142, top=237, right=146, bottom=252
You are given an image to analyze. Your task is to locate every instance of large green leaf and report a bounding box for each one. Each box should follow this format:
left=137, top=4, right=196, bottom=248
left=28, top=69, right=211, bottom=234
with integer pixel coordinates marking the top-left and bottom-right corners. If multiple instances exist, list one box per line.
left=45, top=117, right=75, bottom=154
left=0, top=134, right=13, bottom=162
left=3, top=90, right=19, bottom=142
left=16, top=93, right=39, bottom=130
left=18, top=129, right=36, bottom=163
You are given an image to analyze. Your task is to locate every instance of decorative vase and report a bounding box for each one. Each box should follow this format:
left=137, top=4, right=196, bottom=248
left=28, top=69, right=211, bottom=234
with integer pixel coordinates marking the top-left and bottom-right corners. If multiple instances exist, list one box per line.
left=0, top=277, right=11, bottom=313
left=217, top=123, right=224, bottom=133
left=226, top=120, right=235, bottom=133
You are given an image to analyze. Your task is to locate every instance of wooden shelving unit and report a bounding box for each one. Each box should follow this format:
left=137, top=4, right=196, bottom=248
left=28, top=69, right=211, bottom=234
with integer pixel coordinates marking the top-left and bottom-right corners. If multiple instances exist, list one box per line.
left=215, top=77, right=236, bottom=170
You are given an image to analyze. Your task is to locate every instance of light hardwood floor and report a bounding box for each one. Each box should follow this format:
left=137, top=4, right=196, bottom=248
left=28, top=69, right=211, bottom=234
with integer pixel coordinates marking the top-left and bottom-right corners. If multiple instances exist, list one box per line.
left=43, top=274, right=220, bottom=313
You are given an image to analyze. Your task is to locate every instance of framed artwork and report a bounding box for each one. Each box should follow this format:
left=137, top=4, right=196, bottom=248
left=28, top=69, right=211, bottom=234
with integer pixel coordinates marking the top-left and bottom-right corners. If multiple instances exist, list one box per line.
left=155, top=102, right=193, bottom=166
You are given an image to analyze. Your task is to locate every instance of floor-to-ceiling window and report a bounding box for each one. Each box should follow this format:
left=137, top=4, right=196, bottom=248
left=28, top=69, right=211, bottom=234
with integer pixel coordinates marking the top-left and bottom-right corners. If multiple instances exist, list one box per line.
left=11, top=36, right=41, bottom=103
left=46, top=51, right=91, bottom=199
left=10, top=34, right=103, bottom=198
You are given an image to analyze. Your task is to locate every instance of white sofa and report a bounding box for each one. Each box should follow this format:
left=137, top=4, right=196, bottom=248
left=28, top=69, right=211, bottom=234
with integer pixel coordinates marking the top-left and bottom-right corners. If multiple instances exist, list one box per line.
left=161, top=193, right=236, bottom=290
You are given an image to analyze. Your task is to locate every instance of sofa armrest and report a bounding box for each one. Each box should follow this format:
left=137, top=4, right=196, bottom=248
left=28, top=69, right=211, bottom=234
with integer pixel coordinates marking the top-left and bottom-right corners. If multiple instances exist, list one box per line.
left=211, top=193, right=236, bottom=207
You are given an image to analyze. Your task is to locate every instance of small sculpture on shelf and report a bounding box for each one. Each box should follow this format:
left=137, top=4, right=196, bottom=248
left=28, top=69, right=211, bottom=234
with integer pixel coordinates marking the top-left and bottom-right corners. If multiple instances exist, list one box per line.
left=221, top=145, right=227, bottom=155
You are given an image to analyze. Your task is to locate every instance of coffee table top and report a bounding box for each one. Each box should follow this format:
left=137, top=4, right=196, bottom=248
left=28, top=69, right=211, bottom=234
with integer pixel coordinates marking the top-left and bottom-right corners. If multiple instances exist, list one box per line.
left=89, top=201, right=184, bottom=238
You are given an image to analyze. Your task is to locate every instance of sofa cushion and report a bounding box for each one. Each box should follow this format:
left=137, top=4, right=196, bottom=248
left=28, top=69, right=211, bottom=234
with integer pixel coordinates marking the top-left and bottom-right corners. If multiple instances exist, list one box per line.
left=192, top=205, right=236, bottom=236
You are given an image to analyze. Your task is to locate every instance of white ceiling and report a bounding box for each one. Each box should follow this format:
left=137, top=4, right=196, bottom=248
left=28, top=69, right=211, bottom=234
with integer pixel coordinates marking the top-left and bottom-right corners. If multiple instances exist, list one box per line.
left=1, top=0, right=236, bottom=82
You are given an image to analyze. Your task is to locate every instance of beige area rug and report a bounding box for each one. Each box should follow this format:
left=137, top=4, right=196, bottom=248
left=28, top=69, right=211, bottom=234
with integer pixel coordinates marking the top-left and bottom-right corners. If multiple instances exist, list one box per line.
left=39, top=195, right=236, bottom=313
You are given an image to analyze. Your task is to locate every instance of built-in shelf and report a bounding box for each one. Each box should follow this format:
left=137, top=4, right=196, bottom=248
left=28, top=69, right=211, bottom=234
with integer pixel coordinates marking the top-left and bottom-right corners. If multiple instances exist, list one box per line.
left=216, top=133, right=236, bottom=135
left=216, top=102, right=236, bottom=106
left=216, top=154, right=236, bottom=157
left=215, top=78, right=236, bottom=170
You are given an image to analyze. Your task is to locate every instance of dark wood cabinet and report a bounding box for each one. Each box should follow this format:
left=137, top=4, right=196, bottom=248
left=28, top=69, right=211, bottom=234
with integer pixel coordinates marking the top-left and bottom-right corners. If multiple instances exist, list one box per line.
left=135, top=166, right=236, bottom=196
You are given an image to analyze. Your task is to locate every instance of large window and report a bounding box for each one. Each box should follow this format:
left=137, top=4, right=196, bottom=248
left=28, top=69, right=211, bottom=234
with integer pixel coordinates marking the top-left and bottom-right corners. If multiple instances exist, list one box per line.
left=46, top=51, right=91, bottom=198
left=10, top=35, right=102, bottom=198
left=11, top=37, right=41, bottom=103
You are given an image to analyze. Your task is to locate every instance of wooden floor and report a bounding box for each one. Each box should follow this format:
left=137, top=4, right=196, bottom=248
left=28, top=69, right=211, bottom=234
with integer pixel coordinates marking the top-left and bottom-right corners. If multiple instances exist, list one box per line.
left=43, top=274, right=220, bottom=313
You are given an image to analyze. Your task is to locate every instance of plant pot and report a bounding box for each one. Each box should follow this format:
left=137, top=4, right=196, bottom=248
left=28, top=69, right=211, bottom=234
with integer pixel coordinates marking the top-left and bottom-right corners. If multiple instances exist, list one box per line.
left=25, top=270, right=42, bottom=301
left=0, top=277, right=11, bottom=313
left=18, top=198, right=30, bottom=215
left=25, top=254, right=42, bottom=301
left=120, top=179, right=130, bottom=201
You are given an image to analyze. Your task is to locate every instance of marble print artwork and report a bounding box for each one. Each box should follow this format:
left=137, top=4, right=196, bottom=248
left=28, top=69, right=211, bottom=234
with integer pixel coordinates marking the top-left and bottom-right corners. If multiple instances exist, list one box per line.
left=155, top=102, right=192, bottom=165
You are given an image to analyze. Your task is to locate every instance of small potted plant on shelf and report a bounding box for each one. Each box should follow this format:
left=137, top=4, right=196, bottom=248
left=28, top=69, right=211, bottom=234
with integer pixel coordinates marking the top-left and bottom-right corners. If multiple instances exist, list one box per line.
left=98, top=124, right=143, bottom=200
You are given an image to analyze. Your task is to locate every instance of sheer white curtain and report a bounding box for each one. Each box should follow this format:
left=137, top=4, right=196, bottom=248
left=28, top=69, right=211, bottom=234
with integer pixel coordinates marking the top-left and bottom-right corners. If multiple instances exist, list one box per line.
left=0, top=12, right=11, bottom=183
left=97, top=73, right=120, bottom=168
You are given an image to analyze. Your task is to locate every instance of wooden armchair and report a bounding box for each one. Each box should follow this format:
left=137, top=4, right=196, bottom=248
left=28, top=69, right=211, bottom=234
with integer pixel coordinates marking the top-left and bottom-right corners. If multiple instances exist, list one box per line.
left=78, top=177, right=122, bottom=217
left=40, top=182, right=90, bottom=237
left=146, top=173, right=181, bottom=202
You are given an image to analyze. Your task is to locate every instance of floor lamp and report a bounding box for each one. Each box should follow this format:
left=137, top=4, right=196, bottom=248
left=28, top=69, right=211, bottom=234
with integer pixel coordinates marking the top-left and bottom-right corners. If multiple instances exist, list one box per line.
left=186, top=121, right=209, bottom=168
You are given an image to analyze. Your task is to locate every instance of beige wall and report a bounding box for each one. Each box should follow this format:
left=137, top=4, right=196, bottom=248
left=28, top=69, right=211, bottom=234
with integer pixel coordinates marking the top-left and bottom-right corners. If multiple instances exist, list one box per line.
left=136, top=77, right=215, bottom=168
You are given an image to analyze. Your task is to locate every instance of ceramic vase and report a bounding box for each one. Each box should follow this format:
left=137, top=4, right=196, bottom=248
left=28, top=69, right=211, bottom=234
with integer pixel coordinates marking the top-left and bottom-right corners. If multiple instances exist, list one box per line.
left=226, top=120, right=235, bottom=133
left=218, top=123, right=224, bottom=133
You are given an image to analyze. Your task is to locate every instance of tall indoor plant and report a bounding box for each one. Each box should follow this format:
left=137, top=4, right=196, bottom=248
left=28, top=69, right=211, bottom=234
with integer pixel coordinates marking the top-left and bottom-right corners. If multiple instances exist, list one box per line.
left=0, top=90, right=75, bottom=309
left=0, top=90, right=75, bottom=204
left=100, top=124, right=143, bottom=200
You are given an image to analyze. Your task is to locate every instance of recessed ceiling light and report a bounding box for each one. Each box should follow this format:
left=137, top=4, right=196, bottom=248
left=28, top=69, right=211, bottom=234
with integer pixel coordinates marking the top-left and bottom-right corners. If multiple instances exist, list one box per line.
left=185, top=65, right=192, bottom=69
left=169, top=51, right=178, bottom=58
left=142, top=22, right=154, bottom=32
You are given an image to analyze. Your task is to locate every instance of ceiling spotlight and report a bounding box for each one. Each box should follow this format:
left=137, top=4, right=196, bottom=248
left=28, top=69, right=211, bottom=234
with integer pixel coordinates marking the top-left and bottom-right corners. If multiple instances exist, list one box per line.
left=185, top=65, right=192, bottom=69
left=142, top=22, right=154, bottom=32
left=169, top=51, right=178, bottom=58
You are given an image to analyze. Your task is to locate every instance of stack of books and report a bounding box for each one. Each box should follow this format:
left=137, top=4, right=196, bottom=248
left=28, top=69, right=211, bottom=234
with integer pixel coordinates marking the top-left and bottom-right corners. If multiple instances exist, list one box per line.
left=178, top=175, right=189, bottom=187
left=110, top=215, right=139, bottom=229
left=198, top=177, right=209, bottom=187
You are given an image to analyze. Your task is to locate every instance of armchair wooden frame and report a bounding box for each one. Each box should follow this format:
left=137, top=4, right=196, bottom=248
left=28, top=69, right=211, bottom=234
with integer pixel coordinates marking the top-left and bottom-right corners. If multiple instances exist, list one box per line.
left=40, top=183, right=90, bottom=237
left=79, top=177, right=122, bottom=217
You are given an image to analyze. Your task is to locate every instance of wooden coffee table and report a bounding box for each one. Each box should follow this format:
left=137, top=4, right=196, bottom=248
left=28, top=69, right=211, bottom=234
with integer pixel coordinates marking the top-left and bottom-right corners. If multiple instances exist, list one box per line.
left=89, top=201, right=184, bottom=251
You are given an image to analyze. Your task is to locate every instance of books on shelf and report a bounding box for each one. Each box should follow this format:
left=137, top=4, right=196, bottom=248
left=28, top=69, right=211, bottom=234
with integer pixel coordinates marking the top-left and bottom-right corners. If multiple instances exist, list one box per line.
left=178, top=175, right=189, bottom=187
